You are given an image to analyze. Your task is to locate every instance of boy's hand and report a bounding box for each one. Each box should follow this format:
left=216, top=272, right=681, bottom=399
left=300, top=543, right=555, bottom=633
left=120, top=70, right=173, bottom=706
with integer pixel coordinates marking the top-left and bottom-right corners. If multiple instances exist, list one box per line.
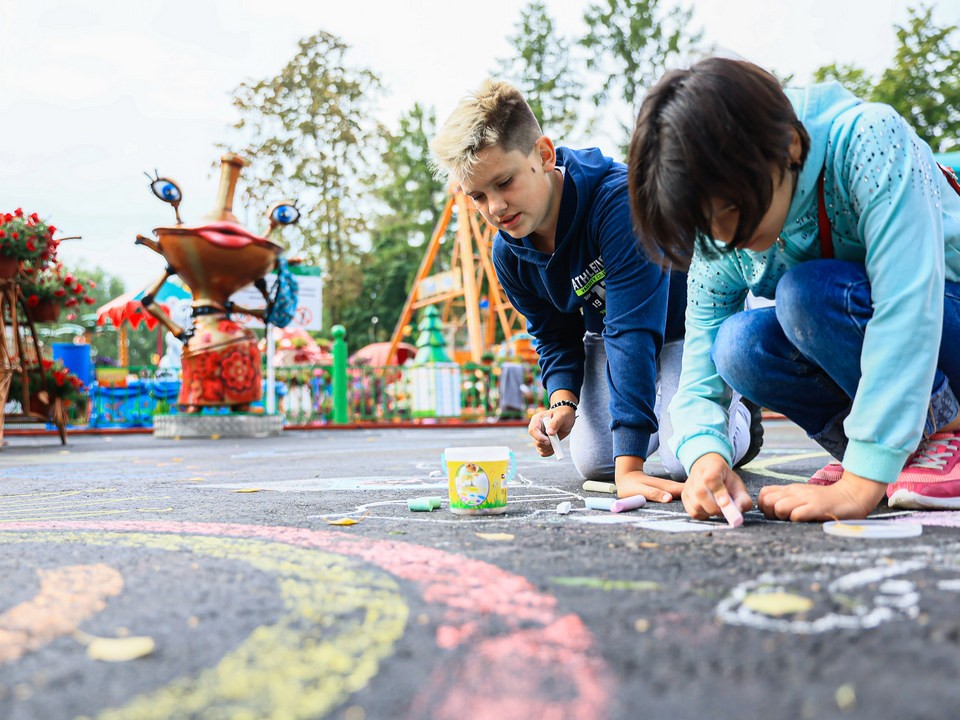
left=757, top=470, right=887, bottom=522
left=530, top=408, right=575, bottom=457
left=683, top=453, right=754, bottom=520
left=615, top=455, right=684, bottom=503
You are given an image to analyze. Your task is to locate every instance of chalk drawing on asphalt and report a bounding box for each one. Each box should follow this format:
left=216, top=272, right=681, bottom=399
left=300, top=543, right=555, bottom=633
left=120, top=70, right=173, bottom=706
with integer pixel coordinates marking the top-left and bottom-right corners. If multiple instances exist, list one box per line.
left=716, top=542, right=960, bottom=634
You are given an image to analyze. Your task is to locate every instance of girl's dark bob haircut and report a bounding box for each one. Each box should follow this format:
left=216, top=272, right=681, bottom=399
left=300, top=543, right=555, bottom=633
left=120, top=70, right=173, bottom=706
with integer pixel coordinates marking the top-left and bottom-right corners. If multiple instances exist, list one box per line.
left=627, top=57, right=810, bottom=269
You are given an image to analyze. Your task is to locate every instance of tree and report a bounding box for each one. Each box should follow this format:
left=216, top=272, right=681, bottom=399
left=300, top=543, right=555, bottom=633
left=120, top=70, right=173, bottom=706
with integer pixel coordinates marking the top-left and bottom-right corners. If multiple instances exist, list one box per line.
left=579, top=0, right=702, bottom=146
left=224, top=31, right=384, bottom=328
left=813, top=5, right=960, bottom=152
left=494, top=1, right=584, bottom=137
left=343, top=103, right=446, bottom=344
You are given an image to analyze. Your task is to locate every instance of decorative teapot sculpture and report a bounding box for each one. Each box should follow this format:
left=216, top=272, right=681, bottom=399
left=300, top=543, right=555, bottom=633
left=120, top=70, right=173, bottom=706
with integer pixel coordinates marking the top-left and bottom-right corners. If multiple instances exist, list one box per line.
left=135, top=153, right=299, bottom=412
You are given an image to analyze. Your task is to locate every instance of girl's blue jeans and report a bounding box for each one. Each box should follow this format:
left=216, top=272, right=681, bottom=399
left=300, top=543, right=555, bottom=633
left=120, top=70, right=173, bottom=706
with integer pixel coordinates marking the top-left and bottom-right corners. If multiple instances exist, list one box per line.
left=712, top=260, right=960, bottom=460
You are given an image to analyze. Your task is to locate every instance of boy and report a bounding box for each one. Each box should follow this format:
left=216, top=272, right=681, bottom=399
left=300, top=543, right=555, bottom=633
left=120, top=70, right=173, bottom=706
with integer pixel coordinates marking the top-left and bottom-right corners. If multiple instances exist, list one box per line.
left=430, top=80, right=762, bottom=501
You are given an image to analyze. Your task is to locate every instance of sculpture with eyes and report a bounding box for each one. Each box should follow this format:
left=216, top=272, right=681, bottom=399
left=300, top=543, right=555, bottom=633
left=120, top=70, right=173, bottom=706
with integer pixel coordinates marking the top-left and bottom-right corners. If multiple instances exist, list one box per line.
left=135, top=153, right=299, bottom=413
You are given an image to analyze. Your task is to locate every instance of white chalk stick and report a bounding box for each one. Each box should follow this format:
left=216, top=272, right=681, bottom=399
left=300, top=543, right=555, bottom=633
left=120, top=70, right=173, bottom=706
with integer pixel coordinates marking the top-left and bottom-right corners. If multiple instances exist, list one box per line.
left=542, top=418, right=564, bottom=460
left=556, top=501, right=572, bottom=515
left=610, top=495, right=647, bottom=513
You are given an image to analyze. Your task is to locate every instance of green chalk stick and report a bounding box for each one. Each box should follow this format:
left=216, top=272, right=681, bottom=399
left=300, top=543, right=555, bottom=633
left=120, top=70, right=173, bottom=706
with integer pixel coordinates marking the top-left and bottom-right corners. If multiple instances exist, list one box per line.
left=427, top=496, right=443, bottom=509
left=408, top=498, right=435, bottom=512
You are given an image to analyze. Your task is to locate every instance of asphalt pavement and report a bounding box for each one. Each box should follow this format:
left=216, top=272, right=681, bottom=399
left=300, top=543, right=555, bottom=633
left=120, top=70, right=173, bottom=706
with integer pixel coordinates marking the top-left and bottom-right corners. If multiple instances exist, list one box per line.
left=1, top=419, right=959, bottom=720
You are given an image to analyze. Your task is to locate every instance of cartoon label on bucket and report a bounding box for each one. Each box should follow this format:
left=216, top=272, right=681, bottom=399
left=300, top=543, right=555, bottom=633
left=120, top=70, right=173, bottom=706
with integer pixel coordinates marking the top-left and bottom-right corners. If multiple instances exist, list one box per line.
left=441, top=446, right=517, bottom=515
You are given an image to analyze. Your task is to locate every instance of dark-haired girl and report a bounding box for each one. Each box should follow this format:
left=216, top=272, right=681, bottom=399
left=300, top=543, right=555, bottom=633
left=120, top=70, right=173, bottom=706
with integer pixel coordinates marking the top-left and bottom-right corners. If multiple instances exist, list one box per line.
left=628, top=57, right=960, bottom=522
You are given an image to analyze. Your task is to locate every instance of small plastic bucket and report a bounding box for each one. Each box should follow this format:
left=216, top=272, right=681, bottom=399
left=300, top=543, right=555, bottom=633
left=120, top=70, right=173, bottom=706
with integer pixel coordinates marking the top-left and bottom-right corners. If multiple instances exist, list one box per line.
left=440, top=446, right=516, bottom=515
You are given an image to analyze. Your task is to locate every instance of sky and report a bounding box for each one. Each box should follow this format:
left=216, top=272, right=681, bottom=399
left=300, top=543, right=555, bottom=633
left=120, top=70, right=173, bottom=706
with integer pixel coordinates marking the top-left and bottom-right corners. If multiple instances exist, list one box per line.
left=1, top=0, right=953, bottom=294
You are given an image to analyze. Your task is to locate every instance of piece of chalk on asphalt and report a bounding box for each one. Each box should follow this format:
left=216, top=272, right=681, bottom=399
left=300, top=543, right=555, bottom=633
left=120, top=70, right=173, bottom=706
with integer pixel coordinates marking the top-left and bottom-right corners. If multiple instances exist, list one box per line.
left=542, top=419, right=565, bottom=460
left=408, top=498, right=435, bottom=512
left=719, top=500, right=744, bottom=528
left=427, top=496, right=442, bottom=509
left=611, top=495, right=647, bottom=513
left=581, top=480, right=618, bottom=494
left=585, top=497, right=615, bottom=511
left=556, top=501, right=573, bottom=515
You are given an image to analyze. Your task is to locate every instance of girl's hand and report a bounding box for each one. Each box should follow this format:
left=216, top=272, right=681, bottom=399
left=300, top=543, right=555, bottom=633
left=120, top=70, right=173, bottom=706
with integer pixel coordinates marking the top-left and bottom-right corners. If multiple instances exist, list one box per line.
left=615, top=455, right=685, bottom=503
left=757, top=470, right=887, bottom=522
left=683, top=453, right=754, bottom=520
left=529, top=407, right=575, bottom=457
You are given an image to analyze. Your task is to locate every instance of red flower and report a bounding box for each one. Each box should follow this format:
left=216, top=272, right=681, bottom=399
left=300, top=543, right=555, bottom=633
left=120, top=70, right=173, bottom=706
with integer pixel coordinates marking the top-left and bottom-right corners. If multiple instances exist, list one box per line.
left=54, top=288, right=66, bottom=297
left=88, top=280, right=97, bottom=289
left=14, top=208, right=23, bottom=217
left=0, top=230, right=5, bottom=239
left=26, top=240, right=36, bottom=252
left=29, top=213, right=39, bottom=223
left=27, top=294, right=39, bottom=307
left=41, top=358, right=53, bottom=369
left=64, top=274, right=74, bottom=285
left=83, top=296, right=95, bottom=305
left=201, top=378, right=224, bottom=401
left=12, top=232, right=19, bottom=240
left=65, top=298, right=78, bottom=307
left=220, top=346, right=257, bottom=394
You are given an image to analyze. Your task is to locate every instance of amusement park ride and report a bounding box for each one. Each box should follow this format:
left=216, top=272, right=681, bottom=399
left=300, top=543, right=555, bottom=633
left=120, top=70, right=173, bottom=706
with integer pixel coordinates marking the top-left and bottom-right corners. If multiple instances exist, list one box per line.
left=386, top=186, right=535, bottom=365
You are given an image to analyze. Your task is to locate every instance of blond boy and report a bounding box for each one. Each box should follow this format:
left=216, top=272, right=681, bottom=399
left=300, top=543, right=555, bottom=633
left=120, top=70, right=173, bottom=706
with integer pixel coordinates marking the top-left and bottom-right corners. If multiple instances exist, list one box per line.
left=431, top=80, right=761, bottom=500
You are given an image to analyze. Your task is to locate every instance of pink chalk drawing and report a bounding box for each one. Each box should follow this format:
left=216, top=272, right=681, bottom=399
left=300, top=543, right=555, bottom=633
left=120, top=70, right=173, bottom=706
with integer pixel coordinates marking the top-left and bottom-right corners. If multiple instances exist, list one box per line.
left=1, top=521, right=612, bottom=720
left=890, top=511, right=960, bottom=528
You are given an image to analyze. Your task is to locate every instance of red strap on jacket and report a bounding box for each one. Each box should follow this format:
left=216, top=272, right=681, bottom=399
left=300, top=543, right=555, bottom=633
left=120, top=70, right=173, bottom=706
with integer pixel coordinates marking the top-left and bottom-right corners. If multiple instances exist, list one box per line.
left=816, top=163, right=960, bottom=260
left=817, top=169, right=832, bottom=259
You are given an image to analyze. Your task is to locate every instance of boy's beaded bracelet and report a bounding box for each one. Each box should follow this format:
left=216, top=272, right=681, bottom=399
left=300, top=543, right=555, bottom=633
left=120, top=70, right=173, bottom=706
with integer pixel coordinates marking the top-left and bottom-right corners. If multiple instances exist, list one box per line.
left=549, top=400, right=578, bottom=412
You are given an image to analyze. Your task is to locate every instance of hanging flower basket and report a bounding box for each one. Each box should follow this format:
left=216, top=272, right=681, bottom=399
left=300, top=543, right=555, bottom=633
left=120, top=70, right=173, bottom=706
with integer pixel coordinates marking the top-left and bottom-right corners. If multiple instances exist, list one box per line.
left=0, top=254, right=19, bottom=279
left=29, top=299, right=62, bottom=324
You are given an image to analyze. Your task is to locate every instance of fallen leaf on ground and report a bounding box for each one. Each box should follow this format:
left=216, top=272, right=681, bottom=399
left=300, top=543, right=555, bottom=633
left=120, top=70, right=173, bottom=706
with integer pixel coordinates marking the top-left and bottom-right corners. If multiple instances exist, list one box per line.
left=233, top=488, right=266, bottom=493
left=324, top=516, right=365, bottom=526
left=742, top=591, right=813, bottom=616
left=475, top=532, right=514, bottom=541
left=74, top=632, right=155, bottom=662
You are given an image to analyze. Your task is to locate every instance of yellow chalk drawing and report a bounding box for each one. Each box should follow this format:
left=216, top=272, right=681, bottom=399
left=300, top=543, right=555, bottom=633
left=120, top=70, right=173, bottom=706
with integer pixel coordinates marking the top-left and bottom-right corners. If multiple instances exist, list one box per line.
left=0, top=531, right=408, bottom=720
left=742, top=591, right=814, bottom=617
left=740, top=451, right=831, bottom=482
left=0, top=491, right=166, bottom=523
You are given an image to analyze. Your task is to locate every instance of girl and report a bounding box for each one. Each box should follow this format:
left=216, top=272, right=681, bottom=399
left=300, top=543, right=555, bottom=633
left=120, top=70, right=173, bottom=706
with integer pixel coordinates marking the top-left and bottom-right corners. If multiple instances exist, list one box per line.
left=627, top=57, right=960, bottom=522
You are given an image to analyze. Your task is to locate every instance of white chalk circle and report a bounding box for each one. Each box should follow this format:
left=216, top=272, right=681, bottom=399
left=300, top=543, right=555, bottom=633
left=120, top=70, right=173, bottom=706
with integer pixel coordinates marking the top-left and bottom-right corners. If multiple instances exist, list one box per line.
left=823, top=520, right=923, bottom=539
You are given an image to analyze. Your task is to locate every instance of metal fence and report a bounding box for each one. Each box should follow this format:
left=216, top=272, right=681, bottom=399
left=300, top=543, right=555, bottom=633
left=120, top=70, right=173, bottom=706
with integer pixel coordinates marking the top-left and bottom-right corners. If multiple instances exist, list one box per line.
left=84, top=362, right=546, bottom=428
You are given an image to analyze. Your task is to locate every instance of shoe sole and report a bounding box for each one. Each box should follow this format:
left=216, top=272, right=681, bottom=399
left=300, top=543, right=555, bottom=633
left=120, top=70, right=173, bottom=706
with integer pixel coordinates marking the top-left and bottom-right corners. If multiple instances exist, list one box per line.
left=887, top=489, right=960, bottom=510
left=733, top=399, right=764, bottom=468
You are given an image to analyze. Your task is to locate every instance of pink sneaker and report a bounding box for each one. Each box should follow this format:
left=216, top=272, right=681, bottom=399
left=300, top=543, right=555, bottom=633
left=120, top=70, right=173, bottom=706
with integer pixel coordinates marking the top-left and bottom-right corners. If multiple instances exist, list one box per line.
left=808, top=461, right=844, bottom=486
left=887, top=432, right=960, bottom=509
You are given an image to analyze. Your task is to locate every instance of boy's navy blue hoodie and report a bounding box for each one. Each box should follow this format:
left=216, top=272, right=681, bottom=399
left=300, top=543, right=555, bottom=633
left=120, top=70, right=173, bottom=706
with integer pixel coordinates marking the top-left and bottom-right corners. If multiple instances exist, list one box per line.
left=492, top=146, right=685, bottom=459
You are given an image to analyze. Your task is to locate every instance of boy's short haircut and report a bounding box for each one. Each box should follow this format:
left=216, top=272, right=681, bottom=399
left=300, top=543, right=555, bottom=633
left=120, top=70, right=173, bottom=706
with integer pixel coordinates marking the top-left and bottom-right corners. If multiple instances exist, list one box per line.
left=627, top=57, right=811, bottom=268
left=431, top=79, right=543, bottom=184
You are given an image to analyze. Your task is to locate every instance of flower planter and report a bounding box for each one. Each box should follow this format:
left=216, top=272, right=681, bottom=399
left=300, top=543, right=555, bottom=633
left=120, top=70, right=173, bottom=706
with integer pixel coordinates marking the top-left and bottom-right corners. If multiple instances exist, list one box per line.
left=29, top=393, right=51, bottom=418
left=29, top=300, right=62, bottom=324
left=0, top=255, right=19, bottom=279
